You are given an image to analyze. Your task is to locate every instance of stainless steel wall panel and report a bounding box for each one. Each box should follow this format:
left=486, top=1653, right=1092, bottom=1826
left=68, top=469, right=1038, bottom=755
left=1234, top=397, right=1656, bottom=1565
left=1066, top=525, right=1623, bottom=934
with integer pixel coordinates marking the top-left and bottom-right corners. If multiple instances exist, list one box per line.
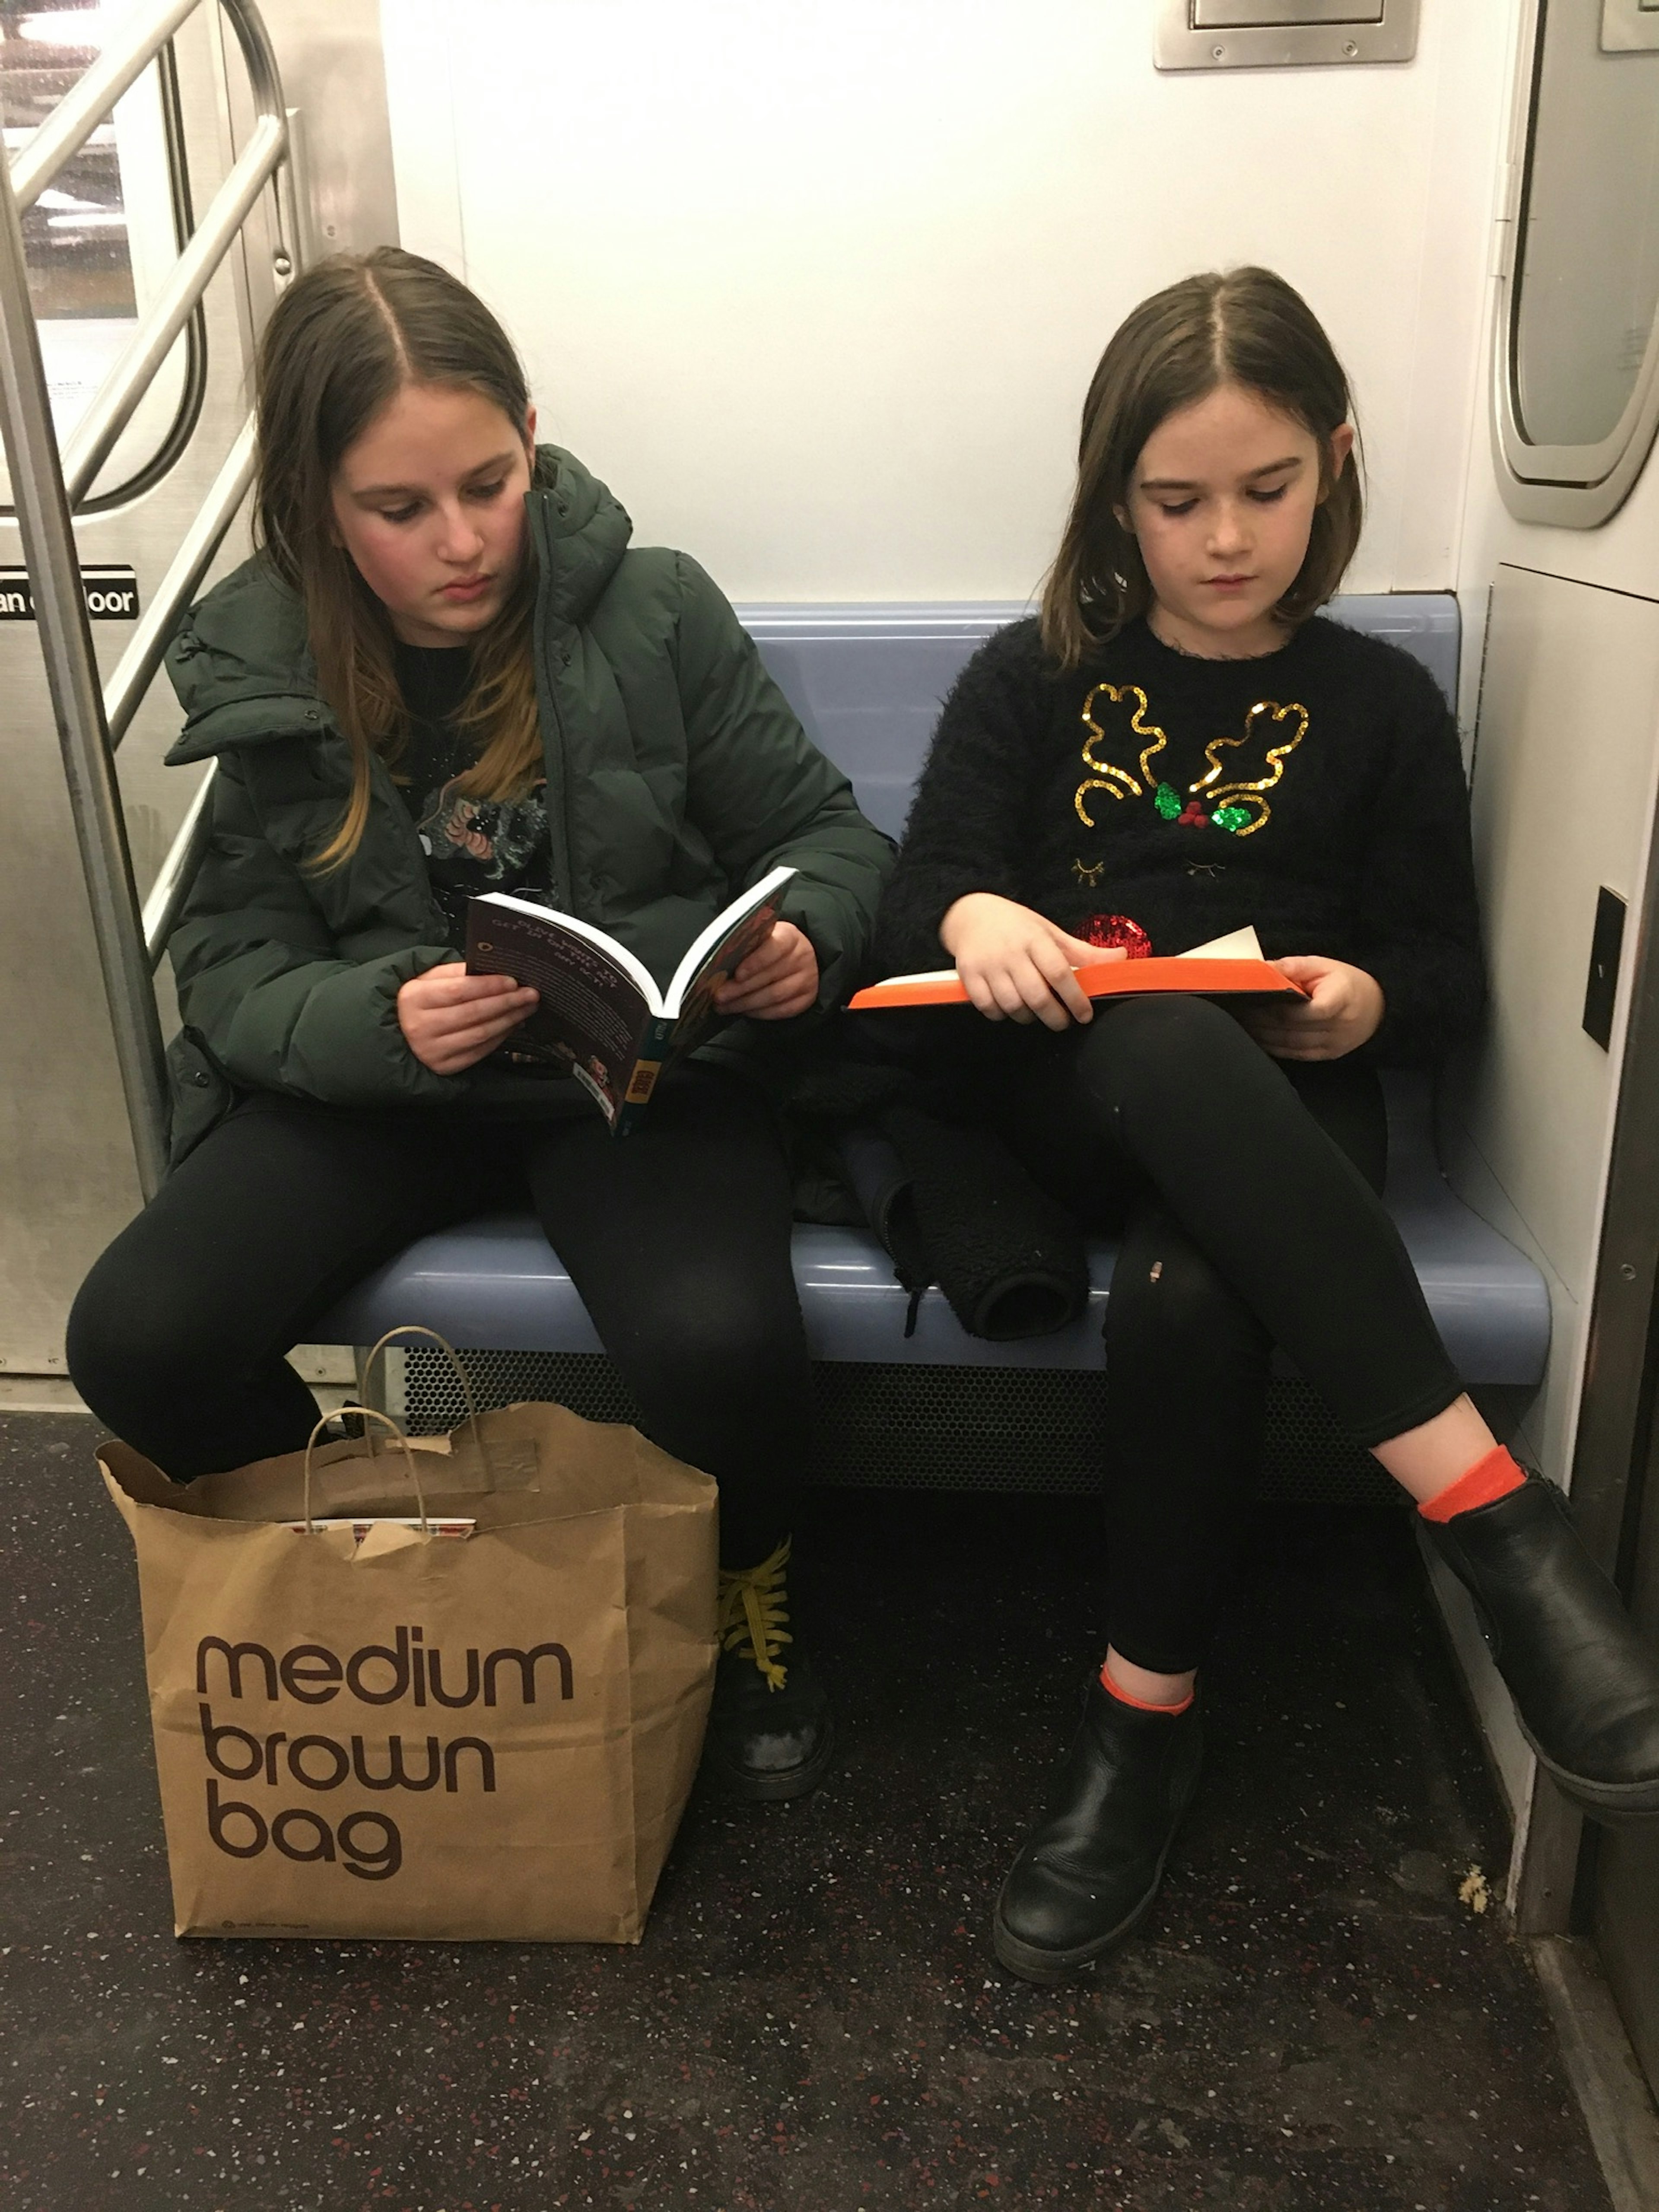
left=0, top=13, right=259, bottom=1372
left=0, top=2, right=400, bottom=1375
left=0, top=447, right=251, bottom=1373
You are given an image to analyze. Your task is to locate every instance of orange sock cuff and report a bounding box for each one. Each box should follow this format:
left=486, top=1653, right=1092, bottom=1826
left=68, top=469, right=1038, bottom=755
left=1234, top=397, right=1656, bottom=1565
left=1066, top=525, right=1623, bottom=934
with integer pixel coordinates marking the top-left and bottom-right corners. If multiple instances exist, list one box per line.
left=1417, top=1444, right=1527, bottom=1524
left=1099, top=1661, right=1194, bottom=1716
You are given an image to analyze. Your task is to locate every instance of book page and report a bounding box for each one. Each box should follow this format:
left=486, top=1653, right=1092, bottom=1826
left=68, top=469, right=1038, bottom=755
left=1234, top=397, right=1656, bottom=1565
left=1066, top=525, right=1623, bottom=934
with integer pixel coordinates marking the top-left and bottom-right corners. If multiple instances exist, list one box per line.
left=473, top=892, right=662, bottom=1004
left=663, top=864, right=797, bottom=1034
left=466, top=897, right=655, bottom=1125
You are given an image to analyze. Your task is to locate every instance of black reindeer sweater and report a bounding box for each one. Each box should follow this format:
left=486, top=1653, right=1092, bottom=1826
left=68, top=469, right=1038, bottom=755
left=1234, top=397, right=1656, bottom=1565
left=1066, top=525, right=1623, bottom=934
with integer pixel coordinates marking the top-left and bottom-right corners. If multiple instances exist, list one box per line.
left=871, top=613, right=1484, bottom=1067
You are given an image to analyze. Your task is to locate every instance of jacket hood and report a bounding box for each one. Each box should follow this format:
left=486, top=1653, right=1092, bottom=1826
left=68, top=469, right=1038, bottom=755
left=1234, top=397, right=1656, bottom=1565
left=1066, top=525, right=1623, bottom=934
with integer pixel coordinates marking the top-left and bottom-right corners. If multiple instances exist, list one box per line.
left=163, top=445, right=632, bottom=766
left=526, top=442, right=632, bottom=632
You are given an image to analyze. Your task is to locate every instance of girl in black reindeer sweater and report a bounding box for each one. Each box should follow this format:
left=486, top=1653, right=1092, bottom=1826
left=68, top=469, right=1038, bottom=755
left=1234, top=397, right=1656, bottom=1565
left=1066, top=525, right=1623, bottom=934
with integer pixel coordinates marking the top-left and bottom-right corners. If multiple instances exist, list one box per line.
left=871, top=267, right=1659, bottom=1984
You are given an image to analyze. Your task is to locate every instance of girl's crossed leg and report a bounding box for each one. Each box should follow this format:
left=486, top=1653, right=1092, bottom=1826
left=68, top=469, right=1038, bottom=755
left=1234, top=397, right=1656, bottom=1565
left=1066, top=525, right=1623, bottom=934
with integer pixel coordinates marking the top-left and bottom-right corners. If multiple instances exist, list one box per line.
left=987, top=995, right=1659, bottom=1979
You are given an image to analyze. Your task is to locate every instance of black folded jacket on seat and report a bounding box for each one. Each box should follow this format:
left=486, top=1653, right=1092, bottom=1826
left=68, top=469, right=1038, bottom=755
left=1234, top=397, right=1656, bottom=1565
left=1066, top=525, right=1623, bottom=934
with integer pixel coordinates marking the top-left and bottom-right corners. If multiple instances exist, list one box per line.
left=841, top=1105, right=1090, bottom=1342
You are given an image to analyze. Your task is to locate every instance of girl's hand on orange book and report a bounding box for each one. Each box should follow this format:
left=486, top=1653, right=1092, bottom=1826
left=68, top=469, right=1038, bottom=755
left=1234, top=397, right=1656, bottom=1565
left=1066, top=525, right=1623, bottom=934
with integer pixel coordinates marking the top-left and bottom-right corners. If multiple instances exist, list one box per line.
left=939, top=894, right=1114, bottom=1031
left=1239, top=954, right=1385, bottom=1060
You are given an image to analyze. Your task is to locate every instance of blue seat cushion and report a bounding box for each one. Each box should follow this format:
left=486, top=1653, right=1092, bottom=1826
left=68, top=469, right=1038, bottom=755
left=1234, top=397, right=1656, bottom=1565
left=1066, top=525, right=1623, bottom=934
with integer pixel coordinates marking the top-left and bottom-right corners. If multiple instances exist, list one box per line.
left=316, top=1077, right=1548, bottom=1387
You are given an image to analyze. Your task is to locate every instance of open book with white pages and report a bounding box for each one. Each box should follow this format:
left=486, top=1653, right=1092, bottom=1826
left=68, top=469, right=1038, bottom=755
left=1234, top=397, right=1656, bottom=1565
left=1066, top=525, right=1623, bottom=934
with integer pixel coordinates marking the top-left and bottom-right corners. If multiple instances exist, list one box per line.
left=465, top=864, right=795, bottom=1134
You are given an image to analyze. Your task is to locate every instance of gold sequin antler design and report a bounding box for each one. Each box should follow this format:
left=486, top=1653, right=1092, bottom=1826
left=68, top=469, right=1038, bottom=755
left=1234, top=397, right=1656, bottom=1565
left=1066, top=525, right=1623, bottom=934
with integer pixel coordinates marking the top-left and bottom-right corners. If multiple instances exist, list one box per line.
left=1189, top=699, right=1308, bottom=836
left=1075, top=684, right=1169, bottom=826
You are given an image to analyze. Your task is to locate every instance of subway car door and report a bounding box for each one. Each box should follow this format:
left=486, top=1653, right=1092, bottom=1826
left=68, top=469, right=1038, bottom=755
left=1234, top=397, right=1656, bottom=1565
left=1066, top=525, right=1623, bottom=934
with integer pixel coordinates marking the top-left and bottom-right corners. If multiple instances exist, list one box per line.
left=0, top=0, right=394, bottom=1390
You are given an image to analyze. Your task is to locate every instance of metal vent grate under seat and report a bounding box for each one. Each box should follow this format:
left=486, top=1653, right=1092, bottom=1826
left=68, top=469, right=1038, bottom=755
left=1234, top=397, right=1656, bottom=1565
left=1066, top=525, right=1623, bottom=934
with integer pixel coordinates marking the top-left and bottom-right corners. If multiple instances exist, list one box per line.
left=397, top=1349, right=1399, bottom=1507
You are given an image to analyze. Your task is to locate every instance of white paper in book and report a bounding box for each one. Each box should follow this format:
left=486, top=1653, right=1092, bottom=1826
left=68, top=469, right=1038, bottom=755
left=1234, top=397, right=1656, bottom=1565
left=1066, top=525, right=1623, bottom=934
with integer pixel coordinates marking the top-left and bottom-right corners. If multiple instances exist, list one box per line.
left=875, top=924, right=1267, bottom=990
left=1177, top=924, right=1264, bottom=961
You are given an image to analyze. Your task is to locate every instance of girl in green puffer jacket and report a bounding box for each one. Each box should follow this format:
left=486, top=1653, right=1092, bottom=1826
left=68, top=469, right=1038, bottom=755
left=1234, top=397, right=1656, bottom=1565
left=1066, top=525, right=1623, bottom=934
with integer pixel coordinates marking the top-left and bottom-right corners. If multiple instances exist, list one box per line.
left=68, top=247, right=892, bottom=1804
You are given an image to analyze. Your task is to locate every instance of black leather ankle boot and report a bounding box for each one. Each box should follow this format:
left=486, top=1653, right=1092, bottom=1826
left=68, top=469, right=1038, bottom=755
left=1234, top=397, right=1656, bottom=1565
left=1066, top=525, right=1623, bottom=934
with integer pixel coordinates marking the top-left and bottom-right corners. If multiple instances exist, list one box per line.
left=1424, top=1474, right=1659, bottom=1819
left=993, top=1678, right=1203, bottom=1983
left=701, top=1541, right=833, bottom=1802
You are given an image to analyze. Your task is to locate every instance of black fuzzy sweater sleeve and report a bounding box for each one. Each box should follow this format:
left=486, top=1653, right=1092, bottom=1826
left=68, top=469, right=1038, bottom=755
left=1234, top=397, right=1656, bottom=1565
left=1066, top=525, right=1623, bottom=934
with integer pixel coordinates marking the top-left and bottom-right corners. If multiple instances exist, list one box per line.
left=871, top=622, right=1049, bottom=975
left=1350, top=661, right=1486, bottom=1066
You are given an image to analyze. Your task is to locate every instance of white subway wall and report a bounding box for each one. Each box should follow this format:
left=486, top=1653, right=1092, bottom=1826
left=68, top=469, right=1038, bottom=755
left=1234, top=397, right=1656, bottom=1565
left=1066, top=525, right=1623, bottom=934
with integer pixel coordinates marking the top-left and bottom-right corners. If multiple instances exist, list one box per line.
left=383, top=0, right=1516, bottom=606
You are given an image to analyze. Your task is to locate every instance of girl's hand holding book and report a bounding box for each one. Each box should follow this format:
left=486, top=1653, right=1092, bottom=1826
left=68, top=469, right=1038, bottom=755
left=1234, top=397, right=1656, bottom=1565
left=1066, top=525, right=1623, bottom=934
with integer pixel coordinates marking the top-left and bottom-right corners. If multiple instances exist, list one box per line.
left=939, top=894, right=1117, bottom=1031
left=1238, top=955, right=1384, bottom=1062
left=398, top=963, right=540, bottom=1074
left=713, top=920, right=819, bottom=1020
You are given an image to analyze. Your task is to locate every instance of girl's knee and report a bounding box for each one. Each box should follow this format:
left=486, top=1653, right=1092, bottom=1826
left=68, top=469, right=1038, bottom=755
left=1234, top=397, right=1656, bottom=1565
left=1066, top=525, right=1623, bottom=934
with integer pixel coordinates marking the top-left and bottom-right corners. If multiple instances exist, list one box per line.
left=1078, top=992, right=1275, bottom=1128
left=1089, top=990, right=1250, bottom=1069
left=1121, top=1239, right=1233, bottom=1335
left=65, top=1249, right=219, bottom=1411
left=1109, top=1235, right=1265, bottom=1368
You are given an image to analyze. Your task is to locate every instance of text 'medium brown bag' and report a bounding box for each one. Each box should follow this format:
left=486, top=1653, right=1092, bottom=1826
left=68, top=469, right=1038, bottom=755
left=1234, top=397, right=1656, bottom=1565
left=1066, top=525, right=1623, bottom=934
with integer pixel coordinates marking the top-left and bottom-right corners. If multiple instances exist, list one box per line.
left=99, top=1338, right=718, bottom=1944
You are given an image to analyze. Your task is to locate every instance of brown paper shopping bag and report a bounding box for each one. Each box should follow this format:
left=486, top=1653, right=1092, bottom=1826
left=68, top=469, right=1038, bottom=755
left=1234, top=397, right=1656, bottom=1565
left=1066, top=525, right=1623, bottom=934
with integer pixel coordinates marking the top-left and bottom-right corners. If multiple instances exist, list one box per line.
left=99, top=1337, right=718, bottom=1944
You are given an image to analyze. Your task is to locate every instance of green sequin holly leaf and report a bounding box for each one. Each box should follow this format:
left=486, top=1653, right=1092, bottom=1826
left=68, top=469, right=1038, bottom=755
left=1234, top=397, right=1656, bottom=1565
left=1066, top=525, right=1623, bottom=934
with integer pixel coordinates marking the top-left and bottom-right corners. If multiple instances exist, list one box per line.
left=1211, top=804, right=1251, bottom=834
left=1154, top=782, right=1182, bottom=821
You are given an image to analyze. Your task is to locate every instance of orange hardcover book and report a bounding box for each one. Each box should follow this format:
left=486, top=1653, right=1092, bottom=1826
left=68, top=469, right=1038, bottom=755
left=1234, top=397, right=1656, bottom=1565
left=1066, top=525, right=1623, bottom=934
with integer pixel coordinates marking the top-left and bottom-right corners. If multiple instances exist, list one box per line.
left=848, top=927, right=1308, bottom=1012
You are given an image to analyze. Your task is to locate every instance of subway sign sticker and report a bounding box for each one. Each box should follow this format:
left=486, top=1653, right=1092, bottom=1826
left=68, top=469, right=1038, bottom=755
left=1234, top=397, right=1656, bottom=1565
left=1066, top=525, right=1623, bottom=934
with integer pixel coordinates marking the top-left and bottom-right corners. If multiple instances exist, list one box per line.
left=0, top=564, right=140, bottom=621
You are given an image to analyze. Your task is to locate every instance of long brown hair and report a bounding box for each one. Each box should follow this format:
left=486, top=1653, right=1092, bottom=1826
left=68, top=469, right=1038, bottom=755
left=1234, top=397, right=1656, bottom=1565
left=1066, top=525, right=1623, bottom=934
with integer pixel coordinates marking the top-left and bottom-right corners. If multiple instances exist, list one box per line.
left=254, top=247, right=542, bottom=869
left=1040, top=267, right=1363, bottom=671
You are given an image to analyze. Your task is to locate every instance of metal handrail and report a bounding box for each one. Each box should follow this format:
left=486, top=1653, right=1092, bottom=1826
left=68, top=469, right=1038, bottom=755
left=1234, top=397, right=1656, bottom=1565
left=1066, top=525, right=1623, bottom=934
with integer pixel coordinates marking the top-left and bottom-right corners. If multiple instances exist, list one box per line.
left=141, top=758, right=216, bottom=966
left=126, top=428, right=261, bottom=963
left=63, top=117, right=283, bottom=502
left=105, top=415, right=256, bottom=748
left=9, top=0, right=200, bottom=214
left=0, top=0, right=296, bottom=1198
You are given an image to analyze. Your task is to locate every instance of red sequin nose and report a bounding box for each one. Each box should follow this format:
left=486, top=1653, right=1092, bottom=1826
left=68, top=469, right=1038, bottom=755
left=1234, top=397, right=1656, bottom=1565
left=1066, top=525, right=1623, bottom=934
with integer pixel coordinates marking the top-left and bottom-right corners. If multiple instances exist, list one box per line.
left=1080, top=913, right=1152, bottom=958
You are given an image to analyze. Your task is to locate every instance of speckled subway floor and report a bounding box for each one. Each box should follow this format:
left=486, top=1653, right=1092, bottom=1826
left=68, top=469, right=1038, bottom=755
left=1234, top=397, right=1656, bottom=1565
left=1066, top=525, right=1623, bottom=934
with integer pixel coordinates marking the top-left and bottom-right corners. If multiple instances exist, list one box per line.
left=0, top=1408, right=1611, bottom=2212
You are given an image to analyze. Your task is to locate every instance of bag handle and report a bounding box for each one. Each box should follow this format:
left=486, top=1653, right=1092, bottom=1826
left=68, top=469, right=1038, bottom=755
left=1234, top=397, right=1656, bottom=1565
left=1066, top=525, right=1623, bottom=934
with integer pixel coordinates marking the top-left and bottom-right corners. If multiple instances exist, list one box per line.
left=354, top=1325, right=491, bottom=1478
left=302, top=1406, right=429, bottom=1534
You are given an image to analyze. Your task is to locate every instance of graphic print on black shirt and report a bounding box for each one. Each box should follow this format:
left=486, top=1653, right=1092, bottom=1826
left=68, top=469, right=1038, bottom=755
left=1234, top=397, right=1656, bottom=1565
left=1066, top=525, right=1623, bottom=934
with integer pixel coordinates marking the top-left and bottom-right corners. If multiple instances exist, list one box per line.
left=391, top=638, right=552, bottom=942
left=413, top=779, right=550, bottom=925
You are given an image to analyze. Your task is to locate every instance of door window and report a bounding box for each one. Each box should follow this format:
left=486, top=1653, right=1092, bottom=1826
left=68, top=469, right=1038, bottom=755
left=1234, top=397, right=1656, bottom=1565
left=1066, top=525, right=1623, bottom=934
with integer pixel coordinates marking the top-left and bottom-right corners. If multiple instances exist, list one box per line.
left=1497, top=0, right=1659, bottom=523
left=0, top=1, right=203, bottom=509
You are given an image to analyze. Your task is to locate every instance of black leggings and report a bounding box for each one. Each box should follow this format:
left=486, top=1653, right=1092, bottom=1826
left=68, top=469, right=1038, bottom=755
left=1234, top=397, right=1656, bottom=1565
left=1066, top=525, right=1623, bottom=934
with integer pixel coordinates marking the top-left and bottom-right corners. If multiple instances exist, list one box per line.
left=934, top=995, right=1465, bottom=1673
left=66, top=1067, right=809, bottom=1567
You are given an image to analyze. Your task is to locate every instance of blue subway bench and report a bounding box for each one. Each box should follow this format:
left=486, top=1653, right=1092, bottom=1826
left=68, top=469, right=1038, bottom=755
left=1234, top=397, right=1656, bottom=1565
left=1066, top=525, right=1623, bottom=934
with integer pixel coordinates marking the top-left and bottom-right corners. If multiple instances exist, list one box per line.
left=316, top=596, right=1547, bottom=1491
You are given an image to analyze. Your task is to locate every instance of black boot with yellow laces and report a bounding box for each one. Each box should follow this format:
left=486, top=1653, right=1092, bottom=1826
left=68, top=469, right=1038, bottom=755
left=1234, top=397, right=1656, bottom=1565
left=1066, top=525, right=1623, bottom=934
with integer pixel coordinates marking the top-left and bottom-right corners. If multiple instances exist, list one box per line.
left=703, top=1539, right=834, bottom=1800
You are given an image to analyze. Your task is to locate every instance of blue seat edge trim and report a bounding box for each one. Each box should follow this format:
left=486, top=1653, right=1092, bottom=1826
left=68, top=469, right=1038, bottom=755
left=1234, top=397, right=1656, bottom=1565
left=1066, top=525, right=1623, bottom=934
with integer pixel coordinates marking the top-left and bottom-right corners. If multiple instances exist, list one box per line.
left=317, top=1206, right=1549, bottom=1388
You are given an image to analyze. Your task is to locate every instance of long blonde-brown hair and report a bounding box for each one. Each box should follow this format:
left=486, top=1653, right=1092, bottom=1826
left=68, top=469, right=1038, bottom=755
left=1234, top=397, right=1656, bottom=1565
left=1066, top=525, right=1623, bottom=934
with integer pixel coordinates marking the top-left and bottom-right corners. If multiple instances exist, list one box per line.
left=1040, top=267, right=1363, bottom=671
left=254, top=247, right=542, bottom=869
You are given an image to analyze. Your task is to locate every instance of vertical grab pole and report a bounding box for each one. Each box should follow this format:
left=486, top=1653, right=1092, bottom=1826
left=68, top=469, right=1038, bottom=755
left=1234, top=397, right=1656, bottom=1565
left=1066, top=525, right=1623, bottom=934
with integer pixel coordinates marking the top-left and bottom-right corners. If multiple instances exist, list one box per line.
left=0, top=153, right=170, bottom=1199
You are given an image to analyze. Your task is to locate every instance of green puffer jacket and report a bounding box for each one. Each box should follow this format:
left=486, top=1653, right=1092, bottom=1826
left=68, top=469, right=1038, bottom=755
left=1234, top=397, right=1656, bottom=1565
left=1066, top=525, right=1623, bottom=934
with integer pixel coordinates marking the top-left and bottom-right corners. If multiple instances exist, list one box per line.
left=161, top=446, right=892, bottom=1163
